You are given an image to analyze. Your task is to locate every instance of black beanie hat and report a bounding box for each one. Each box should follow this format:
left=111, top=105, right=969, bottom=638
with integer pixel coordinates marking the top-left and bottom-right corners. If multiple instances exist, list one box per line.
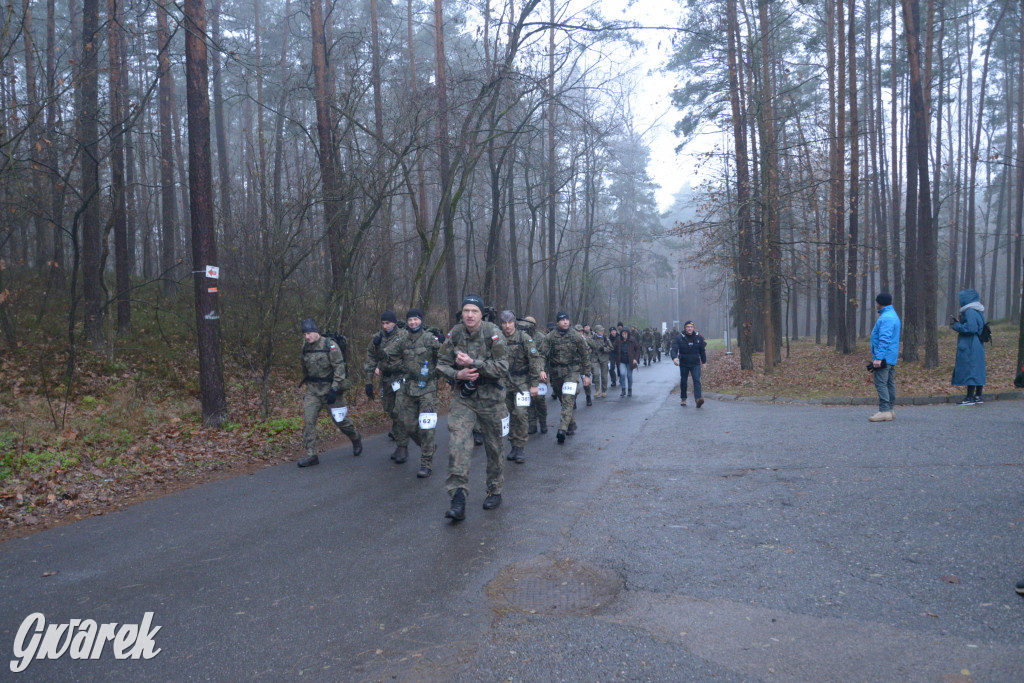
left=406, top=308, right=424, bottom=320
left=461, top=294, right=485, bottom=311
left=301, top=318, right=318, bottom=333
left=381, top=310, right=398, bottom=323
left=556, top=311, right=569, bottom=321
left=875, top=292, right=892, bottom=307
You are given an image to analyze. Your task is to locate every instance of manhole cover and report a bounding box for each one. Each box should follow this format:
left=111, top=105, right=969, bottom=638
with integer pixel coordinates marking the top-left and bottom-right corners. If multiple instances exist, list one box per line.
left=486, top=556, right=623, bottom=616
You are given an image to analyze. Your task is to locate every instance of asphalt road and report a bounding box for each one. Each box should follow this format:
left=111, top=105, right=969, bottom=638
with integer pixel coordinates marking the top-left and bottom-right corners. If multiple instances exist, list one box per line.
left=1, top=361, right=1022, bottom=682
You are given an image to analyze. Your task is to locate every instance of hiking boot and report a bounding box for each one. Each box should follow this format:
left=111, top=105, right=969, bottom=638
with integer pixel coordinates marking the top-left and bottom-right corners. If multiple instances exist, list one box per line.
left=514, top=447, right=525, bottom=464
left=483, top=493, right=502, bottom=510
left=868, top=411, right=893, bottom=422
left=680, top=399, right=687, bottom=407
left=393, top=445, right=408, bottom=464
left=586, top=395, right=592, bottom=406
left=539, top=423, right=548, bottom=434
left=352, top=438, right=363, bottom=457
left=528, top=423, right=538, bottom=435
left=297, top=454, right=319, bottom=468
left=417, top=466, right=432, bottom=478
left=566, top=423, right=576, bottom=436
left=556, top=429, right=566, bottom=444
left=388, top=430, right=395, bottom=441
left=621, top=388, right=626, bottom=396
left=445, top=489, right=466, bottom=521
left=696, top=397, right=705, bottom=408
left=507, top=446, right=518, bottom=461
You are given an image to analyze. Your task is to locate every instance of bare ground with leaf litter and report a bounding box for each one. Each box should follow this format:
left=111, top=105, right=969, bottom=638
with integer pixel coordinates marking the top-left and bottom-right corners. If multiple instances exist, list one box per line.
left=2, top=322, right=1019, bottom=541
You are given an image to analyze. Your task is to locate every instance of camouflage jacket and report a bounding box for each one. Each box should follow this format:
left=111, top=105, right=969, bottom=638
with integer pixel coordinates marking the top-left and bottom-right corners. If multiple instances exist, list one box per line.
left=503, top=328, right=542, bottom=393
left=542, top=328, right=590, bottom=377
left=437, top=321, right=509, bottom=401
left=302, top=335, right=349, bottom=392
left=364, top=327, right=405, bottom=381
left=640, top=329, right=655, bottom=349
left=587, top=333, right=612, bottom=361
left=381, top=326, right=442, bottom=397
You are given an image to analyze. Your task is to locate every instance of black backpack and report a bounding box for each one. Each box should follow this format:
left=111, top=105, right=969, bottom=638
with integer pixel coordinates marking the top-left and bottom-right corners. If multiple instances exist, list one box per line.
left=978, top=322, right=992, bottom=344
left=322, top=331, right=351, bottom=390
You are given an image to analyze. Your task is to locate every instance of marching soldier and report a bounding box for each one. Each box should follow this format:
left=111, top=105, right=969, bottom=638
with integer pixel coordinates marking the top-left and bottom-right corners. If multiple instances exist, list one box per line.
left=542, top=312, right=591, bottom=444
left=364, top=310, right=406, bottom=459
left=500, top=311, right=542, bottom=464
left=298, top=318, right=362, bottom=467
left=588, top=325, right=611, bottom=397
left=382, top=308, right=442, bottom=477
left=526, top=316, right=550, bottom=435
left=437, top=295, right=509, bottom=521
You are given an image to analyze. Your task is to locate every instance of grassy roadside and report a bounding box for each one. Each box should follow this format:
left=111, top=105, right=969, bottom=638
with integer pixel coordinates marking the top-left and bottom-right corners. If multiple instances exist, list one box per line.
left=703, top=321, right=1022, bottom=399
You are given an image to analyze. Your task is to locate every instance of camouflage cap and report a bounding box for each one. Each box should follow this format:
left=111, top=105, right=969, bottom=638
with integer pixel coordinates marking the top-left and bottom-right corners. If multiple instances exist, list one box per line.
left=524, top=315, right=537, bottom=325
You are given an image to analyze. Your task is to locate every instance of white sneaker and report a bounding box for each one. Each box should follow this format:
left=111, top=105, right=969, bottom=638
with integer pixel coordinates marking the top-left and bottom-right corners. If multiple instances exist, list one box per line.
left=868, top=411, right=893, bottom=422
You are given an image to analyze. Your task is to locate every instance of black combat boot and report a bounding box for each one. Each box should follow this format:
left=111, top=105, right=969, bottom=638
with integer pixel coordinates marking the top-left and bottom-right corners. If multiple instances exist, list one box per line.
left=393, top=445, right=408, bottom=464
left=528, top=423, right=537, bottom=435
left=297, top=454, right=319, bottom=467
left=473, top=430, right=484, bottom=446
left=483, top=493, right=502, bottom=510
left=352, top=438, right=363, bottom=457
left=445, top=489, right=466, bottom=521
left=586, top=394, right=592, bottom=407
left=539, top=423, right=548, bottom=434
left=514, top=447, right=525, bottom=464
left=566, top=423, right=576, bottom=436
left=417, top=466, right=432, bottom=478
left=507, top=446, right=518, bottom=461
left=556, top=429, right=566, bottom=444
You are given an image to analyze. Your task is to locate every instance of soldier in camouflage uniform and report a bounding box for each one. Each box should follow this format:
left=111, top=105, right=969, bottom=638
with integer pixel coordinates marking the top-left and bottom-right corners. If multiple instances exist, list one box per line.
left=577, top=324, right=595, bottom=407
left=438, top=294, right=510, bottom=521
left=589, top=325, right=612, bottom=397
left=298, top=318, right=362, bottom=467
left=364, top=310, right=406, bottom=459
left=641, top=327, right=656, bottom=366
left=499, top=311, right=542, bottom=464
left=526, top=316, right=549, bottom=435
left=382, top=308, right=442, bottom=478
left=542, top=312, right=591, bottom=444
left=607, top=327, right=619, bottom=388
left=653, top=329, right=663, bottom=362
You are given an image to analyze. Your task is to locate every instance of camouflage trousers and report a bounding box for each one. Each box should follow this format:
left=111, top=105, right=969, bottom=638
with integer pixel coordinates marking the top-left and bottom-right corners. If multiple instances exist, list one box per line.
left=550, top=374, right=578, bottom=431
left=381, top=379, right=407, bottom=444
left=591, top=359, right=609, bottom=394
left=396, top=390, right=438, bottom=467
left=303, top=388, right=359, bottom=456
left=446, top=395, right=505, bottom=497
left=529, top=383, right=548, bottom=428
left=504, top=388, right=530, bottom=448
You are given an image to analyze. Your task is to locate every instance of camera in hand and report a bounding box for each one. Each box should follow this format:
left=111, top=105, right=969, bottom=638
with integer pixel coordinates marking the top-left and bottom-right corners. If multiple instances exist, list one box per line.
left=866, top=358, right=888, bottom=372
left=458, top=379, right=478, bottom=398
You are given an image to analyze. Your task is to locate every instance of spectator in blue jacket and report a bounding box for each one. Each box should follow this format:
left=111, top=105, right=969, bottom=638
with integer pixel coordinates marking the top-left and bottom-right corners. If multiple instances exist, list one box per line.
left=869, top=292, right=901, bottom=422
left=950, top=288, right=987, bottom=405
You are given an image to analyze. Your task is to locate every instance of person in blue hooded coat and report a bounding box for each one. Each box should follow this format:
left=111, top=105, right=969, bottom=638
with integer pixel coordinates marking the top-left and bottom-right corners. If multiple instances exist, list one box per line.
left=950, top=289, right=987, bottom=405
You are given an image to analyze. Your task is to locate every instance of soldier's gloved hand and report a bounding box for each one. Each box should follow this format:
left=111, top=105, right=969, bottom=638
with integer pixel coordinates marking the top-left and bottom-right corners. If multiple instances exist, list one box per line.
left=365, top=383, right=375, bottom=400
left=326, top=388, right=338, bottom=405
left=372, top=334, right=382, bottom=346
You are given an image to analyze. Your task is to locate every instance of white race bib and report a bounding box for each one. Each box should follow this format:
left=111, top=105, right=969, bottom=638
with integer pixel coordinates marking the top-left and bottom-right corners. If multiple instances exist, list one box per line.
left=390, top=380, right=402, bottom=392
left=537, top=383, right=548, bottom=396
left=562, top=381, right=578, bottom=396
left=418, top=412, right=438, bottom=430
left=501, top=413, right=510, bottom=437
left=515, top=391, right=531, bottom=407
left=330, top=407, right=349, bottom=423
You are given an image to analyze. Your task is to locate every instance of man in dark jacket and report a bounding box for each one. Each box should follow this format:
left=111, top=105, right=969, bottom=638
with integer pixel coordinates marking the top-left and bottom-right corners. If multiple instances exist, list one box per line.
left=671, top=321, right=707, bottom=408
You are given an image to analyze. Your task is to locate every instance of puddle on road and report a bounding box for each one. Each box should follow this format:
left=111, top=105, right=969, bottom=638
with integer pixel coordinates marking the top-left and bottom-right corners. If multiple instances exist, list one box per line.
left=486, top=556, right=623, bottom=616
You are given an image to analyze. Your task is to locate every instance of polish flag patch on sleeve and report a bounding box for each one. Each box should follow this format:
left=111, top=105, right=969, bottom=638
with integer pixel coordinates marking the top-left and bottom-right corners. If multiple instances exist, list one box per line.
left=491, top=335, right=500, bottom=341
